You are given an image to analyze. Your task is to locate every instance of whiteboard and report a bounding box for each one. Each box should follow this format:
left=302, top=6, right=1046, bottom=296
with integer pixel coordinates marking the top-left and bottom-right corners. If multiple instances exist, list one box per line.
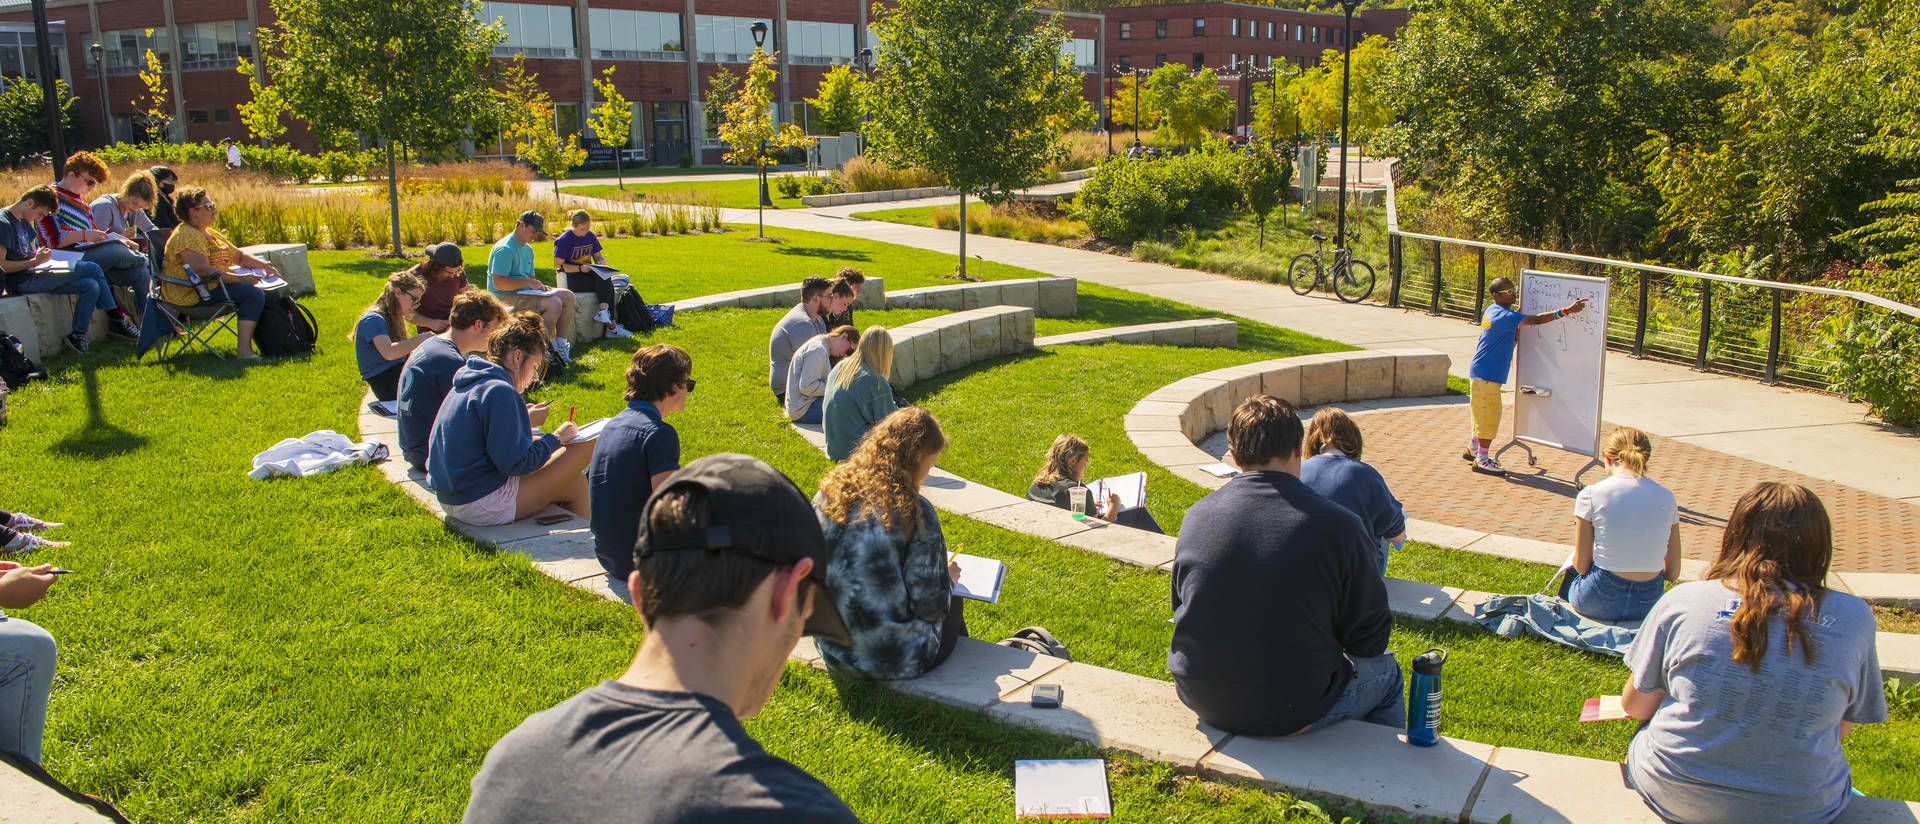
left=1512, top=270, right=1609, bottom=458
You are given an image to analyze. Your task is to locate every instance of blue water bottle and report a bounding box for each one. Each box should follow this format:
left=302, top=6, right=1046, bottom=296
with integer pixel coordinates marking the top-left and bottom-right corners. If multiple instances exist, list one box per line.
left=1406, top=647, right=1447, bottom=747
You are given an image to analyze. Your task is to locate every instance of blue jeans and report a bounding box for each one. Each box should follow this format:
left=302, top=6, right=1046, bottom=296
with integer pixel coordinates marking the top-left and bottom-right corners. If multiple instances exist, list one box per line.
left=1303, top=652, right=1405, bottom=733
left=14, top=261, right=114, bottom=335
left=207, top=281, right=267, bottom=323
left=1559, top=566, right=1665, bottom=623
left=0, top=615, right=56, bottom=764
left=792, top=396, right=822, bottom=424
left=81, top=240, right=150, bottom=313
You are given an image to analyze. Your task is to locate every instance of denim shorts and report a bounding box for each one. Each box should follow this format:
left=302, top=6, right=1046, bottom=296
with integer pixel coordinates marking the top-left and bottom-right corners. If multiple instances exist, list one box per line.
left=1561, top=566, right=1665, bottom=623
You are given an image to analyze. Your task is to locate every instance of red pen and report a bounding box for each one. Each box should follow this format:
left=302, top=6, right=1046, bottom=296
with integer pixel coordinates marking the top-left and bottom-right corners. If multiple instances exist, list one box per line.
left=567, top=406, right=575, bottom=423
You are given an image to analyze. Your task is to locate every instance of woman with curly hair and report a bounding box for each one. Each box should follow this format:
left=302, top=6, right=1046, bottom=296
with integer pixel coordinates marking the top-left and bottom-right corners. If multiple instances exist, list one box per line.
left=352, top=271, right=434, bottom=402
left=813, top=406, right=964, bottom=679
left=1622, top=482, right=1884, bottom=824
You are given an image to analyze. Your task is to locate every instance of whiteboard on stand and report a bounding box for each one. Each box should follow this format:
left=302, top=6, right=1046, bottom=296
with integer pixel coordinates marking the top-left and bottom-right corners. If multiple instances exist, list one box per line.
left=1512, top=270, right=1610, bottom=458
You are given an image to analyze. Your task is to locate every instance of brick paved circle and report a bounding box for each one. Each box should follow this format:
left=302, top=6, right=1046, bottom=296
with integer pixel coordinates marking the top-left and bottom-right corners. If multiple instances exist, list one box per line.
left=1357, top=405, right=1920, bottom=574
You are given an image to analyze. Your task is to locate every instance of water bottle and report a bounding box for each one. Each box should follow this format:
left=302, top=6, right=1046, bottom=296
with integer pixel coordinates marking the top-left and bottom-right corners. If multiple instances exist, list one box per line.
left=1406, top=647, right=1447, bottom=747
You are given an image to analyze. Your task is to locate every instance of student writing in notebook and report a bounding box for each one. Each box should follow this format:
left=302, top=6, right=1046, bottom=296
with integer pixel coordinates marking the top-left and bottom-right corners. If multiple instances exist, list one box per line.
left=588, top=344, right=692, bottom=580
left=1026, top=434, right=1164, bottom=534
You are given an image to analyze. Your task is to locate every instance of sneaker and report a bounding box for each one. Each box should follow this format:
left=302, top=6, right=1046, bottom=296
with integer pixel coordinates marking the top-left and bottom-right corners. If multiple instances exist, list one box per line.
left=1461, top=448, right=1476, bottom=462
left=1, top=532, right=70, bottom=554
left=106, top=315, right=141, bottom=341
left=552, top=338, right=574, bottom=365
left=593, top=309, right=612, bottom=324
left=605, top=324, right=633, bottom=338
left=1471, top=455, right=1507, bottom=476
left=62, top=332, right=88, bottom=354
left=8, top=513, right=63, bottom=532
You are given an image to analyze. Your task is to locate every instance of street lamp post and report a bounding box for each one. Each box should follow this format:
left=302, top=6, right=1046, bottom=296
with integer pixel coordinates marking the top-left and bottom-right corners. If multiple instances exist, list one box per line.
left=1106, top=65, right=1116, bottom=156
left=89, top=42, right=109, bottom=145
left=1131, top=68, right=1142, bottom=149
left=856, top=47, right=873, bottom=155
left=750, top=21, right=773, bottom=220
left=1335, top=0, right=1361, bottom=250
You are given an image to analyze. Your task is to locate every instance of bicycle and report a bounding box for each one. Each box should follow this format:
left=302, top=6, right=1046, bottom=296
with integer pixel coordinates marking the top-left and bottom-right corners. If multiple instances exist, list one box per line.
left=1288, top=232, right=1376, bottom=303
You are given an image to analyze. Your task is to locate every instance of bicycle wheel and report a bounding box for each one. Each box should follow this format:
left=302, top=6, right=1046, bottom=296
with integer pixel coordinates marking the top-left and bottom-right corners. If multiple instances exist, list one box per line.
left=1334, top=258, right=1376, bottom=303
left=1287, top=254, right=1320, bottom=295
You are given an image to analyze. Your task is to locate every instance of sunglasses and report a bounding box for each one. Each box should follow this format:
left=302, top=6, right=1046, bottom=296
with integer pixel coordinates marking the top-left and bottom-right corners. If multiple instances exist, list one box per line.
left=683, top=378, right=697, bottom=393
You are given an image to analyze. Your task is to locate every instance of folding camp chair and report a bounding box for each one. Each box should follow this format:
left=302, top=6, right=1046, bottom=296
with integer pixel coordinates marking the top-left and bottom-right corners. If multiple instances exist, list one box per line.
left=140, top=228, right=239, bottom=361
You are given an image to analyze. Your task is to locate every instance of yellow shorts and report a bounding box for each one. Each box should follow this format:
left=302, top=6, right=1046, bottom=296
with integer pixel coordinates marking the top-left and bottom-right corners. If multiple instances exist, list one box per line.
left=1470, top=379, right=1504, bottom=441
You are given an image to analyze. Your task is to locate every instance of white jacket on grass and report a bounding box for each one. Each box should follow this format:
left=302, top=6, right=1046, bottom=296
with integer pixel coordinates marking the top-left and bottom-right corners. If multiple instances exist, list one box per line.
left=249, top=430, right=388, bottom=480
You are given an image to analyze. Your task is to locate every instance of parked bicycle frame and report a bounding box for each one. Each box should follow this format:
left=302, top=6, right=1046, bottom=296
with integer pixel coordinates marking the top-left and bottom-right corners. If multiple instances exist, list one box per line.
left=1289, top=232, right=1377, bottom=303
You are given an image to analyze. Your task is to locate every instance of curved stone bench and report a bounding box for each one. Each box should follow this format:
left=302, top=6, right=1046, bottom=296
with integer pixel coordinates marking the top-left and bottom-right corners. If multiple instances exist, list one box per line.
left=1036, top=318, right=1237, bottom=349
left=887, top=276, right=1076, bottom=318
left=0, top=293, right=116, bottom=364
left=561, top=276, right=889, bottom=344
left=885, top=305, right=1035, bottom=389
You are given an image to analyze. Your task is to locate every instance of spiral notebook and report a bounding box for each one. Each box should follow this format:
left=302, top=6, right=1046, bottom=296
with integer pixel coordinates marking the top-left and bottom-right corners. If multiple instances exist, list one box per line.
left=950, top=553, right=1006, bottom=604
left=1015, top=759, right=1110, bottom=819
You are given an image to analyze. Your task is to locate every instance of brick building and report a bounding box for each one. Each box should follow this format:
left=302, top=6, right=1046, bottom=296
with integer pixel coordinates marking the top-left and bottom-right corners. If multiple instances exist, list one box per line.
left=0, top=0, right=1396, bottom=163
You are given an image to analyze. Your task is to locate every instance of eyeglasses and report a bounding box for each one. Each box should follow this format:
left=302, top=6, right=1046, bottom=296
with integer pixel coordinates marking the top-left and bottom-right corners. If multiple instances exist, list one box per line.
left=80, top=177, right=98, bottom=188
left=683, top=378, right=697, bottom=393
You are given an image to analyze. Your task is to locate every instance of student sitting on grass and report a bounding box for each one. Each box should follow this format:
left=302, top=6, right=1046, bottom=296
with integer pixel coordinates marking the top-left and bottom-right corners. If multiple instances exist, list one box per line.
left=1, top=186, right=133, bottom=355
left=785, top=325, right=857, bottom=425
left=768, top=276, right=833, bottom=407
left=822, top=267, right=863, bottom=329
left=1558, top=427, right=1681, bottom=622
left=1026, top=434, right=1165, bottom=534
left=428, top=312, right=594, bottom=525
left=1623, top=482, right=1884, bottom=824
left=408, top=242, right=472, bottom=335
left=1170, top=395, right=1398, bottom=737
left=0, top=510, right=67, bottom=554
left=0, top=559, right=60, bottom=765
left=552, top=209, right=630, bottom=339
left=399, top=291, right=510, bottom=473
left=463, top=454, right=858, bottom=824
left=823, top=327, right=897, bottom=461
left=588, top=344, right=692, bottom=581
left=162, top=186, right=280, bottom=360
left=813, top=407, right=966, bottom=680
left=1298, top=408, right=1406, bottom=576
left=353, top=272, right=436, bottom=403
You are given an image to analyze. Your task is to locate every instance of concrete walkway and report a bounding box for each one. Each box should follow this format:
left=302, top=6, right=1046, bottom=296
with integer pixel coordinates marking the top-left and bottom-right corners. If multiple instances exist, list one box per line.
left=726, top=206, right=1920, bottom=504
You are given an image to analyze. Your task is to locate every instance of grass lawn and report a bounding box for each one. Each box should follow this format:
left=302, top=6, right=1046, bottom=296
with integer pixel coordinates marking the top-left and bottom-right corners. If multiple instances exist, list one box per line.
left=569, top=177, right=807, bottom=210
left=10, top=225, right=1914, bottom=822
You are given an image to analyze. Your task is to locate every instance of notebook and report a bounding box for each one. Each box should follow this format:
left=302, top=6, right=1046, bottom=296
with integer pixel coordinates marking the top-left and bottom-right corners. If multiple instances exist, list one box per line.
left=568, top=417, right=609, bottom=443
left=31, top=249, right=82, bottom=273
left=1198, top=463, right=1239, bottom=478
left=367, top=400, right=399, bottom=417
left=1087, top=472, right=1146, bottom=513
left=950, top=553, right=1007, bottom=604
left=1579, top=695, right=1632, bottom=722
left=231, top=265, right=284, bottom=287
left=1014, top=759, right=1111, bottom=819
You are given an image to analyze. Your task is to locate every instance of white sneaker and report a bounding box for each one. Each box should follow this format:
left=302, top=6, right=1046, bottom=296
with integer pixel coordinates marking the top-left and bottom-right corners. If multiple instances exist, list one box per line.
left=593, top=309, right=612, bottom=324
left=606, top=324, right=633, bottom=338
left=553, top=338, right=573, bottom=364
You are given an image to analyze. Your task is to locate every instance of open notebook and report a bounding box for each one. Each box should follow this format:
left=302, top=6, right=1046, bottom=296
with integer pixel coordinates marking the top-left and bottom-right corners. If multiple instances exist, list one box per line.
left=950, top=553, right=1007, bottom=604
left=1086, top=472, right=1146, bottom=513
left=1015, top=759, right=1111, bottom=819
left=568, top=418, right=609, bottom=443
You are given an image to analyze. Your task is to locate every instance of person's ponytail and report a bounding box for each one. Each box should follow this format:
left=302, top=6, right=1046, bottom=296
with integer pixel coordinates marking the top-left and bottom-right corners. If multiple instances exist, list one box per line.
left=1602, top=427, right=1652, bottom=476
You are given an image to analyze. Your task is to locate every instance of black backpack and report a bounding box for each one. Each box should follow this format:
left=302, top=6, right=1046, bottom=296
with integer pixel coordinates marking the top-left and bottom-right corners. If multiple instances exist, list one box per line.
left=255, top=292, right=318, bottom=357
left=0, top=332, right=45, bottom=389
left=613, top=285, right=654, bottom=335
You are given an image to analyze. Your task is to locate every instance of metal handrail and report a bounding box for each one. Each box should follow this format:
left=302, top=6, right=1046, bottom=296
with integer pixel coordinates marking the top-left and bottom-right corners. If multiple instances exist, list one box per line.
left=1381, top=160, right=1920, bottom=321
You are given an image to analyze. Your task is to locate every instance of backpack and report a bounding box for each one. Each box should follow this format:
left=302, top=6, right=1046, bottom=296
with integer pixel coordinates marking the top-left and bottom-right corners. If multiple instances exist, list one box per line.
left=613, top=285, right=654, bottom=335
left=0, top=332, right=45, bottom=389
left=647, top=303, right=676, bottom=328
left=998, top=626, right=1072, bottom=661
left=255, top=292, right=318, bottom=357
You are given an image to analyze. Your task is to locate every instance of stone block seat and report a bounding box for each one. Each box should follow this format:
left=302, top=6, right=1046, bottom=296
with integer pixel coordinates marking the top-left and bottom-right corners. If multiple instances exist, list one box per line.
left=1036, top=318, right=1238, bottom=349
left=0, top=293, right=115, bottom=364
left=884, top=305, right=1036, bottom=389
left=887, top=276, right=1076, bottom=318
left=560, top=275, right=888, bottom=345
left=240, top=243, right=316, bottom=295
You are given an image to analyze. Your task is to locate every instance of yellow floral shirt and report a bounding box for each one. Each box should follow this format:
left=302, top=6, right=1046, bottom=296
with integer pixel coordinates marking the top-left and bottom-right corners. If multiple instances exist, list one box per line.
left=161, top=226, right=238, bottom=304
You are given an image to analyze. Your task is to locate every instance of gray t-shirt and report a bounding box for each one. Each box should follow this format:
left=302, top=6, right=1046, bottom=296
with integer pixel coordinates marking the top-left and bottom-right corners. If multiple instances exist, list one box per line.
left=463, top=680, right=859, bottom=824
left=1624, top=581, right=1886, bottom=824
left=768, top=303, right=825, bottom=393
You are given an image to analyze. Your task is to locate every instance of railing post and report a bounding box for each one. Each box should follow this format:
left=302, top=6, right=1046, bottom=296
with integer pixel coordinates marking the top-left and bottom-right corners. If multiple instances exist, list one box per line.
left=1388, top=233, right=1402, bottom=308
left=1527, top=253, right=1537, bottom=271
left=1694, top=280, right=1712, bottom=372
left=1429, top=239, right=1442, bottom=315
left=1634, top=272, right=1649, bottom=358
left=1474, top=247, right=1487, bottom=318
left=1764, top=289, right=1782, bottom=385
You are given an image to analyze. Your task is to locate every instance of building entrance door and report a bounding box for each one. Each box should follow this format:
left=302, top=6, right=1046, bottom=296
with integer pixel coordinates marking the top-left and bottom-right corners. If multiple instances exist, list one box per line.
left=650, top=102, right=688, bottom=165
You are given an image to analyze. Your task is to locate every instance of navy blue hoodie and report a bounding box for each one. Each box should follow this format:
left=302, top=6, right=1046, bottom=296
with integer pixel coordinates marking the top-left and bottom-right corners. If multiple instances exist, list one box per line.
left=397, top=335, right=466, bottom=471
left=428, top=356, right=558, bottom=506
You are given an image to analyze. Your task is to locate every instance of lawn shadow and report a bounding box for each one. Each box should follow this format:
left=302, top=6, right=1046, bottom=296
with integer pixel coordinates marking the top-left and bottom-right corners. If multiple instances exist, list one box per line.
left=771, top=246, right=872, bottom=262
left=904, top=348, right=1056, bottom=400
left=822, top=663, right=1104, bottom=778
left=52, top=360, right=146, bottom=459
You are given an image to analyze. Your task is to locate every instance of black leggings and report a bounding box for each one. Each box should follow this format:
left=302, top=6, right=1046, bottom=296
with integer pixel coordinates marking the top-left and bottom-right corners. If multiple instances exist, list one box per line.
left=564, top=268, right=616, bottom=309
left=367, top=364, right=403, bottom=402
left=933, top=595, right=970, bottom=668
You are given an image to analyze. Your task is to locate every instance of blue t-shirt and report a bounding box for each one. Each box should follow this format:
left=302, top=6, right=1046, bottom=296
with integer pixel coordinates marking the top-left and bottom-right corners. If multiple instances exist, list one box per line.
left=0, top=210, right=38, bottom=293
left=587, top=400, right=681, bottom=579
left=1469, top=304, right=1525, bottom=383
left=487, top=235, right=537, bottom=297
left=551, top=230, right=602, bottom=269
left=353, top=311, right=406, bottom=381
left=1299, top=453, right=1406, bottom=548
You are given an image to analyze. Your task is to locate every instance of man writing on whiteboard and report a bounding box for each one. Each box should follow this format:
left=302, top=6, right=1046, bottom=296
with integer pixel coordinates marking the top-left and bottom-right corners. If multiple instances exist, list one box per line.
left=1464, top=277, right=1589, bottom=476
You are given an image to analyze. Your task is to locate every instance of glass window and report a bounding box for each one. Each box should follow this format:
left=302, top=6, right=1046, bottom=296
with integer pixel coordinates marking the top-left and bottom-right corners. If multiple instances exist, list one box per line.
left=1265, top=21, right=1273, bottom=39
left=1229, top=52, right=1237, bottom=68
left=522, top=6, right=550, bottom=48
left=1193, top=17, right=1205, bottom=36
left=1230, top=18, right=1239, bottom=36
left=1310, top=27, right=1318, bottom=43
left=1119, top=21, right=1130, bottom=39
left=1118, top=54, right=1130, bottom=71
left=590, top=8, right=610, bottom=51
left=1153, top=53, right=1165, bottom=66
left=1155, top=19, right=1166, bottom=38
left=1190, top=52, right=1202, bottom=70
left=1295, top=25, right=1303, bottom=41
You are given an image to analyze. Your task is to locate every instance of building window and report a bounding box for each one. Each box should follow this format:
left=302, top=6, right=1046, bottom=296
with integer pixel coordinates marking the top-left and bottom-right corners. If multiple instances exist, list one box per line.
left=1295, top=25, right=1304, bottom=41
left=784, top=20, right=856, bottom=65
left=1153, top=53, right=1166, bottom=66
left=1119, top=21, right=1131, bottom=39
left=1190, top=52, right=1203, bottom=70
left=1229, top=52, right=1237, bottom=69
left=1246, top=19, right=1255, bottom=38
left=1230, top=18, right=1239, bottom=37
left=587, top=9, right=684, bottom=59
left=479, top=2, right=576, bottom=57
left=1060, top=38, right=1097, bottom=72
left=1155, top=19, right=1167, bottom=38
left=695, top=15, right=774, bottom=63
left=1266, top=21, right=1275, bottom=39
left=1118, top=54, right=1130, bottom=71
left=214, top=108, right=229, bottom=123
left=0, top=26, right=70, bottom=83
left=555, top=102, right=581, bottom=137
left=174, top=20, right=254, bottom=72
left=1311, top=27, right=1319, bottom=43
left=98, top=27, right=169, bottom=76
left=188, top=109, right=209, bottom=124
left=1193, top=17, right=1206, bottom=36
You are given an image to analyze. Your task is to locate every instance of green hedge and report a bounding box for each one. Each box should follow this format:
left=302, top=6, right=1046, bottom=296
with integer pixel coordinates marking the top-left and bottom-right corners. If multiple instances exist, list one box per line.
left=1070, top=150, right=1243, bottom=244
left=92, top=142, right=378, bottom=185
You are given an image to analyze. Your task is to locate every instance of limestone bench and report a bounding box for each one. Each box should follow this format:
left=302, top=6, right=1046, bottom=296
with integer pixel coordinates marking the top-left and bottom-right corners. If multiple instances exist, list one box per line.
left=239, top=243, right=316, bottom=295
left=1036, top=318, right=1238, bottom=349
left=885, top=305, right=1036, bottom=389
left=0, top=294, right=113, bottom=363
left=561, top=275, right=887, bottom=345
left=887, top=276, right=1076, bottom=318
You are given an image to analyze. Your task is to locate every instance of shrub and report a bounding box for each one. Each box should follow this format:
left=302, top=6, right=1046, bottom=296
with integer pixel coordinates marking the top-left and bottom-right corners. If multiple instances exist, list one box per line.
left=1070, top=149, right=1242, bottom=244
left=776, top=174, right=804, bottom=199
left=1820, top=265, right=1920, bottom=426
left=836, top=155, right=942, bottom=193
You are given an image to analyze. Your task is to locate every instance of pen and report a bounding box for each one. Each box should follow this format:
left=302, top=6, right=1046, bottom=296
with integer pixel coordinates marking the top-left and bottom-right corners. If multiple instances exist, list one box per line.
left=567, top=406, right=575, bottom=424
left=50, top=569, right=74, bottom=575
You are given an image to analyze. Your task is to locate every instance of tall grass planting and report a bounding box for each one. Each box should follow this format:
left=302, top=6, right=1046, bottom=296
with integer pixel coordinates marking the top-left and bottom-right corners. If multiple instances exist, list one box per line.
left=836, top=155, right=944, bottom=193
left=929, top=201, right=1088, bottom=243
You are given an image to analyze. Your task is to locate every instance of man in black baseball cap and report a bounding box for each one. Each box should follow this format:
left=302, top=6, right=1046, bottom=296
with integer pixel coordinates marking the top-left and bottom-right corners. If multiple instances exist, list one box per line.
left=463, top=454, right=859, bottom=824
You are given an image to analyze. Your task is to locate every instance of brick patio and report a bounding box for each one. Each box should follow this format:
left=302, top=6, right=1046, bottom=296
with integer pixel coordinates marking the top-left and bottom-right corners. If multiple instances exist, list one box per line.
left=1358, top=405, right=1920, bottom=574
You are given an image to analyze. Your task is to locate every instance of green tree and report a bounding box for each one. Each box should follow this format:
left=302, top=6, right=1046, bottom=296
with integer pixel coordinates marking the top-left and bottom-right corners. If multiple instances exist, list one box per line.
left=1240, top=147, right=1291, bottom=247
left=0, top=78, right=80, bottom=166
left=1104, top=72, right=1163, bottom=138
left=703, top=66, right=741, bottom=140
left=1377, top=0, right=1722, bottom=254
left=134, top=37, right=172, bottom=144
left=806, top=65, right=865, bottom=136
left=516, top=97, right=589, bottom=201
left=589, top=67, right=633, bottom=190
left=864, top=0, right=1084, bottom=276
left=1340, top=37, right=1394, bottom=181
left=720, top=49, right=814, bottom=237
left=235, top=59, right=289, bottom=147
left=260, top=0, right=505, bottom=255
left=1143, top=63, right=1231, bottom=145
left=1250, top=73, right=1301, bottom=145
